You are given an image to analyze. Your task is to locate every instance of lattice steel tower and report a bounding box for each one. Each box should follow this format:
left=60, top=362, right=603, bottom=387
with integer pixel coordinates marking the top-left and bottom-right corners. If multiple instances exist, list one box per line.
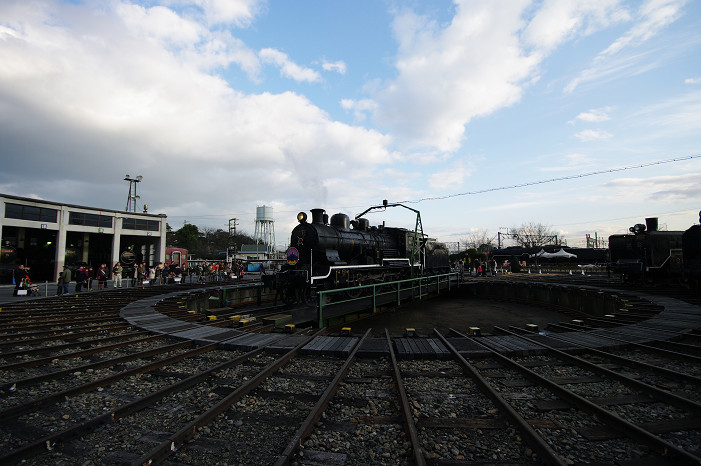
left=254, top=205, right=276, bottom=253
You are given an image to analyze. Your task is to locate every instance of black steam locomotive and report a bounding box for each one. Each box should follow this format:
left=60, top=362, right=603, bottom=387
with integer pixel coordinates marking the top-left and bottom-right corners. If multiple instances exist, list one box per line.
left=608, top=213, right=701, bottom=287
left=278, top=204, right=449, bottom=303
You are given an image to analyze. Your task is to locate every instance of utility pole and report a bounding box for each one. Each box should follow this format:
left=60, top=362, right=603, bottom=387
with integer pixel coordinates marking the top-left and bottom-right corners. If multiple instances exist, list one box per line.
left=228, top=218, right=238, bottom=262
left=497, top=227, right=508, bottom=249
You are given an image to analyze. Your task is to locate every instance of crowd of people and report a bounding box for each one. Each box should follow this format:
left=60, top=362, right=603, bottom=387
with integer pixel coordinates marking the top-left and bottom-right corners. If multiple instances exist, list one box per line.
left=50, top=259, right=251, bottom=295
left=454, top=258, right=499, bottom=279
left=10, top=259, right=256, bottom=297
left=11, top=264, right=40, bottom=296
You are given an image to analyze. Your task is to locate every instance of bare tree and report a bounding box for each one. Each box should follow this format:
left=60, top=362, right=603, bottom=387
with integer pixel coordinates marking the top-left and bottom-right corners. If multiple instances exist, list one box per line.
left=460, top=229, right=497, bottom=252
left=508, top=222, right=559, bottom=248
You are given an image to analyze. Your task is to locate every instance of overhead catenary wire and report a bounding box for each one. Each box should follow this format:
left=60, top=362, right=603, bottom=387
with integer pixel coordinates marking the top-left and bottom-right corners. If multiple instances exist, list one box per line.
left=167, top=153, right=701, bottom=223
left=396, top=154, right=701, bottom=204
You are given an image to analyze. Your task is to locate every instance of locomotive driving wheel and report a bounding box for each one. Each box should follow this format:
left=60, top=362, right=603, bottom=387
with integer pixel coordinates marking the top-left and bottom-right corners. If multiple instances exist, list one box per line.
left=280, top=284, right=297, bottom=305
left=280, top=282, right=312, bottom=305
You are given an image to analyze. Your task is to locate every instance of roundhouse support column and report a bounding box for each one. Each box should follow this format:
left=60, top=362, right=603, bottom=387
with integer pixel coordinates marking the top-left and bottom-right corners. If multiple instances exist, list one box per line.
left=111, top=215, right=122, bottom=267
left=156, top=214, right=167, bottom=264
left=53, top=207, right=68, bottom=281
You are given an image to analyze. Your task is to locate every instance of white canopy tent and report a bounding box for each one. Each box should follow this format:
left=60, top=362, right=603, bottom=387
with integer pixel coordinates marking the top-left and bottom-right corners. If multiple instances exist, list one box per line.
left=530, top=248, right=577, bottom=259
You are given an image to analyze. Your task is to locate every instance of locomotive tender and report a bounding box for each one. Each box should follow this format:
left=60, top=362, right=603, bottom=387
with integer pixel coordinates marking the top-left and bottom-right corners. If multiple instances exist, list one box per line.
left=281, top=205, right=449, bottom=302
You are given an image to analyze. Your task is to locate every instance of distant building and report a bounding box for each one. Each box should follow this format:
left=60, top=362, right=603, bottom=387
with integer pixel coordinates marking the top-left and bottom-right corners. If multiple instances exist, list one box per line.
left=0, top=193, right=167, bottom=282
left=237, top=244, right=272, bottom=261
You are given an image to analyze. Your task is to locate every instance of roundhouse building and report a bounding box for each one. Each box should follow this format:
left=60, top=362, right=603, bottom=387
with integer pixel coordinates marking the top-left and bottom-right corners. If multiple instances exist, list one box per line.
left=0, top=193, right=167, bottom=283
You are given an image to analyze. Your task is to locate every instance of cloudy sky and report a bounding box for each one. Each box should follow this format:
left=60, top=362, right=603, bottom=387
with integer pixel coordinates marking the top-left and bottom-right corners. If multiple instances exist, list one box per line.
left=1, top=0, right=700, bottom=250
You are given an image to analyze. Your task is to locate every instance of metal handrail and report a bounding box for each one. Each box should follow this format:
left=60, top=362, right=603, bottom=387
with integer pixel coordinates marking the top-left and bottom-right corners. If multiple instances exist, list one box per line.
left=316, top=272, right=458, bottom=328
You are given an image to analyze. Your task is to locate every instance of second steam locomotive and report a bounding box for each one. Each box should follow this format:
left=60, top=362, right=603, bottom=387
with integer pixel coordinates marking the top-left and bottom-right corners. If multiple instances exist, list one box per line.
left=608, top=212, right=701, bottom=287
left=279, top=204, right=449, bottom=303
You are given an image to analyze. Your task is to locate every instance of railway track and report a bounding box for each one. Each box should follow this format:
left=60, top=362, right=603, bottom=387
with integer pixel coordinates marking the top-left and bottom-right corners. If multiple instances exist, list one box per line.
left=0, top=278, right=698, bottom=464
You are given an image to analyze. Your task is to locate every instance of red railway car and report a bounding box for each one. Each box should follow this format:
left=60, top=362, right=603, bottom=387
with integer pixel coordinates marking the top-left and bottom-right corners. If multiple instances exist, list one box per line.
left=165, top=247, right=188, bottom=268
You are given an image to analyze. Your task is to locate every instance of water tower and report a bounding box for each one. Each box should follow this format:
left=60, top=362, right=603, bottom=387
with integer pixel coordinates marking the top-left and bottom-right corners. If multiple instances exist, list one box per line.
left=254, top=205, right=276, bottom=253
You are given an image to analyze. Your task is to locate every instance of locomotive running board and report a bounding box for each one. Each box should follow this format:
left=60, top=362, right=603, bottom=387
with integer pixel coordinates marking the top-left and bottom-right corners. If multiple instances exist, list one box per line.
left=309, top=259, right=413, bottom=284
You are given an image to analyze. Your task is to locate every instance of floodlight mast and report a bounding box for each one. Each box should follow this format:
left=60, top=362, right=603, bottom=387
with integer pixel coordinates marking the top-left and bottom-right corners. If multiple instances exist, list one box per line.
left=124, top=175, right=143, bottom=212
left=355, top=200, right=425, bottom=277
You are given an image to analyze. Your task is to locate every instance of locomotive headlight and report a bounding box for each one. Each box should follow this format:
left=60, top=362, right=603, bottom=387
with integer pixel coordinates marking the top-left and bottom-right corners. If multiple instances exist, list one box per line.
left=297, top=212, right=308, bottom=223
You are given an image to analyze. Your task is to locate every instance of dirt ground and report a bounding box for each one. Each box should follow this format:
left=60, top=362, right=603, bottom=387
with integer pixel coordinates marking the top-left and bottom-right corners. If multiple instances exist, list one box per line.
left=328, top=294, right=568, bottom=337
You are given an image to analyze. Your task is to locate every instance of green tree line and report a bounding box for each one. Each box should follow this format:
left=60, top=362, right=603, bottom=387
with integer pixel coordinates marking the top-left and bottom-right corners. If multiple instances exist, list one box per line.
left=166, top=223, right=256, bottom=259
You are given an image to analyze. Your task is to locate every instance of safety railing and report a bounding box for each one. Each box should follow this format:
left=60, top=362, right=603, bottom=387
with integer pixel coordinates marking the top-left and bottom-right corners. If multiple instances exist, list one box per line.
left=316, top=272, right=458, bottom=328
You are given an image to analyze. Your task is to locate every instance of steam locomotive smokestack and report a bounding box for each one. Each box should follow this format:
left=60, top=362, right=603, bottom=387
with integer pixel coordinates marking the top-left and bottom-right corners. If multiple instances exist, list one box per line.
left=310, top=209, right=325, bottom=224
left=645, top=217, right=658, bottom=232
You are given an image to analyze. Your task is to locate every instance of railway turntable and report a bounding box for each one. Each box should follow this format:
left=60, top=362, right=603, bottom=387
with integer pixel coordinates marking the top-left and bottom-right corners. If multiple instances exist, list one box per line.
left=0, top=276, right=699, bottom=464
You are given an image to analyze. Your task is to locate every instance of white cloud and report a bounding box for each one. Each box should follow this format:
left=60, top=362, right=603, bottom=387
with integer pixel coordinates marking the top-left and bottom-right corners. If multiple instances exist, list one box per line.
left=370, top=0, right=629, bottom=153
left=522, top=0, right=629, bottom=52
left=685, top=76, right=701, bottom=84
left=192, top=0, right=266, bottom=27
left=322, top=60, right=346, bottom=74
left=0, top=0, right=393, bottom=222
left=114, top=3, right=261, bottom=79
left=600, top=0, right=687, bottom=57
left=259, top=48, right=321, bottom=82
left=574, top=129, right=613, bottom=141
left=627, top=90, right=701, bottom=140
left=117, top=4, right=204, bottom=46
left=539, top=153, right=596, bottom=171
left=566, top=0, right=687, bottom=92
left=341, top=98, right=378, bottom=122
left=427, top=162, right=472, bottom=191
left=602, top=172, right=701, bottom=201
left=375, top=1, right=538, bottom=152
left=574, top=106, right=613, bottom=122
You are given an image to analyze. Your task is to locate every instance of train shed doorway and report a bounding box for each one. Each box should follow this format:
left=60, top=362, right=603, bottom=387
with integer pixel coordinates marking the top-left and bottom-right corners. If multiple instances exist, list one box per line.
left=1, top=225, right=57, bottom=282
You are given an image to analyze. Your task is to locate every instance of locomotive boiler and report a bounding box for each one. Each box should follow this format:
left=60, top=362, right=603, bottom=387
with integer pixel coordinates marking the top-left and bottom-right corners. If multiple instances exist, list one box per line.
left=280, top=204, right=449, bottom=303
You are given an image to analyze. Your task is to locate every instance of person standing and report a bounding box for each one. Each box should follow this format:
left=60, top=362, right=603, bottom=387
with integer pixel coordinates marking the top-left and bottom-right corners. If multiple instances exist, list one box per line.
left=13, top=264, right=26, bottom=294
left=61, top=266, right=72, bottom=295
left=87, top=266, right=94, bottom=291
left=75, top=266, right=84, bottom=292
left=181, top=264, right=189, bottom=283
left=97, top=264, right=108, bottom=290
left=137, top=263, right=146, bottom=286
left=112, top=262, right=123, bottom=288
left=57, top=269, right=64, bottom=295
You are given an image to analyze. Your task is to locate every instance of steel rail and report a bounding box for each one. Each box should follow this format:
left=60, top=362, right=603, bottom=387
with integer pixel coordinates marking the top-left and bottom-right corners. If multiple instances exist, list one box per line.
left=0, top=318, right=131, bottom=338
left=451, top=329, right=701, bottom=464
left=0, top=341, right=217, bottom=420
left=274, top=328, right=373, bottom=465
left=0, top=312, right=123, bottom=331
left=646, top=339, right=701, bottom=355
left=0, top=345, right=270, bottom=465
left=0, top=322, right=133, bottom=349
left=494, top=326, right=701, bottom=415
left=586, top=315, right=701, bottom=336
left=546, top=324, right=701, bottom=363
left=507, top=326, right=701, bottom=385
left=0, top=338, right=195, bottom=392
left=0, top=333, right=168, bottom=370
left=136, top=328, right=327, bottom=466
left=433, top=330, right=567, bottom=466
left=0, top=328, right=151, bottom=359
left=384, top=328, right=425, bottom=466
